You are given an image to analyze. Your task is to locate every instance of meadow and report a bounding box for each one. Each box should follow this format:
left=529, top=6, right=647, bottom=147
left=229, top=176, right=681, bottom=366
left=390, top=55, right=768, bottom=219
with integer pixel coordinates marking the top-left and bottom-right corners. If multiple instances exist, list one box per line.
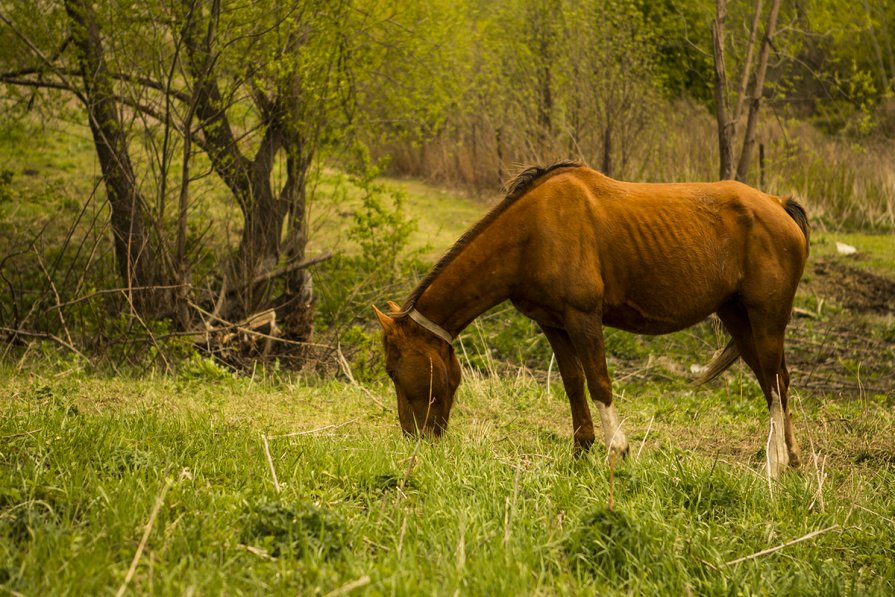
left=2, top=352, right=894, bottom=595
left=3, top=2, right=895, bottom=591
left=2, top=174, right=894, bottom=595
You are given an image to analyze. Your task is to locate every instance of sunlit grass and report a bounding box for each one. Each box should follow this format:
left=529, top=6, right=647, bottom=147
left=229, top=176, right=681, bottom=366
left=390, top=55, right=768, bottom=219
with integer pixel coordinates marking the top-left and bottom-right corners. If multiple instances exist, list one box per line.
left=2, top=365, right=893, bottom=595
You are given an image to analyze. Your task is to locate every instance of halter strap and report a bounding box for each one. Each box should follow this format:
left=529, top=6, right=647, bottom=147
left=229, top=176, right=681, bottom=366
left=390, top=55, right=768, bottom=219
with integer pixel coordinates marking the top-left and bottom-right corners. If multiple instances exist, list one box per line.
left=407, top=308, right=453, bottom=344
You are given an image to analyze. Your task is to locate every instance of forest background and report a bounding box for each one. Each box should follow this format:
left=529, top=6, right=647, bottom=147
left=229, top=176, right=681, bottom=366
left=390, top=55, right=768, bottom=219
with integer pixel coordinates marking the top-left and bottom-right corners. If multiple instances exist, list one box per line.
left=0, top=0, right=892, bottom=370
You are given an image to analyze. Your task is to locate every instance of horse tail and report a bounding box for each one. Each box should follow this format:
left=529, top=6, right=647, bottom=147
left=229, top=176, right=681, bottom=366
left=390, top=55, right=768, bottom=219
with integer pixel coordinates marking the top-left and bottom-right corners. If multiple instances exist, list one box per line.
left=783, top=197, right=810, bottom=255
left=696, top=338, right=740, bottom=385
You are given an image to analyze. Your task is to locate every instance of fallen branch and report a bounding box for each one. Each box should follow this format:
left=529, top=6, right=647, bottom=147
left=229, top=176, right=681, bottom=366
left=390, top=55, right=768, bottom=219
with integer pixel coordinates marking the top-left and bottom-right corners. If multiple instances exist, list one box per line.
left=725, top=525, right=840, bottom=566
left=228, top=252, right=332, bottom=294
left=188, top=300, right=333, bottom=350
left=0, top=327, right=88, bottom=361
left=0, top=429, right=42, bottom=440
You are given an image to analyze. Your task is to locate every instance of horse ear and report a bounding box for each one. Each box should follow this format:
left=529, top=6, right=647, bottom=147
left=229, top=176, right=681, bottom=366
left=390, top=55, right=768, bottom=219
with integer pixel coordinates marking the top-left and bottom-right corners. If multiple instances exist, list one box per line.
left=373, top=305, right=395, bottom=331
left=386, top=300, right=401, bottom=313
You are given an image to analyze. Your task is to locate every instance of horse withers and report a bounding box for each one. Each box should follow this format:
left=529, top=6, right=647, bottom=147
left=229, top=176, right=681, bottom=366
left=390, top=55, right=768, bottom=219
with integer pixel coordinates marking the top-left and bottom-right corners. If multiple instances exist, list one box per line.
left=374, top=162, right=809, bottom=477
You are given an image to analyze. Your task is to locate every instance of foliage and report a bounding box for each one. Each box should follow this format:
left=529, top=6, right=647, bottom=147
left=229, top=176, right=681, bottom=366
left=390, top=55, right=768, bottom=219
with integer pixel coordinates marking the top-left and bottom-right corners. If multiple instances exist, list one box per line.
left=243, top=499, right=347, bottom=559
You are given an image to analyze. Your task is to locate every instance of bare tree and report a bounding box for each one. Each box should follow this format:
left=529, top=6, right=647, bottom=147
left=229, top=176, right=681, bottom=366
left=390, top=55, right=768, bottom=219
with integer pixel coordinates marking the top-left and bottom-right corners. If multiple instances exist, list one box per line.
left=0, top=0, right=355, bottom=357
left=712, top=0, right=782, bottom=182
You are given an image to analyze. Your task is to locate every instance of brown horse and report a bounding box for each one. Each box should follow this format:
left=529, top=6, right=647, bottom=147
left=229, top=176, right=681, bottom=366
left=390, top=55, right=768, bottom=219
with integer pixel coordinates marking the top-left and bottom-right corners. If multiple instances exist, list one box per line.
left=374, top=161, right=809, bottom=477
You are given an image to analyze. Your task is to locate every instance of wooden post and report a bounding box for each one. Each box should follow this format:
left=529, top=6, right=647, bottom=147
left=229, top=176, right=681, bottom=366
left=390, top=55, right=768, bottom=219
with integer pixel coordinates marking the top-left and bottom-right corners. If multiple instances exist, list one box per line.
left=759, top=142, right=765, bottom=191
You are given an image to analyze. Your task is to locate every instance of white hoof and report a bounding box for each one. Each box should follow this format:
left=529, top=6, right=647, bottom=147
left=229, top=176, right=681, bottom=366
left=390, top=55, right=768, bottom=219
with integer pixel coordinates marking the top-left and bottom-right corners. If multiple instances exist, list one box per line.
left=597, top=402, right=628, bottom=458
left=767, top=390, right=789, bottom=479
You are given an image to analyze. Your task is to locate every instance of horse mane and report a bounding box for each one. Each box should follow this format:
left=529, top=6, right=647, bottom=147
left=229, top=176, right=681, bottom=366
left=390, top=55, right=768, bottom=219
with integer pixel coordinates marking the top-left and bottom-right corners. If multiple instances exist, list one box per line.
left=401, top=160, right=584, bottom=311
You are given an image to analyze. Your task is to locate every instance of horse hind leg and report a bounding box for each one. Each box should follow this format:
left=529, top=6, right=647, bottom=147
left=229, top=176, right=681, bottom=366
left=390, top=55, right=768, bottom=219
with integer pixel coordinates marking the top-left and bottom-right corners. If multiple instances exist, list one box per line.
left=717, top=303, right=800, bottom=477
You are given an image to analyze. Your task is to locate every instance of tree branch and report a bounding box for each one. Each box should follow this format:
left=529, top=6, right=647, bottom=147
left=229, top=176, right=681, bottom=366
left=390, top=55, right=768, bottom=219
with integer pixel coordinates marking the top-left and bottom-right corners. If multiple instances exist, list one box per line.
left=0, top=75, right=75, bottom=92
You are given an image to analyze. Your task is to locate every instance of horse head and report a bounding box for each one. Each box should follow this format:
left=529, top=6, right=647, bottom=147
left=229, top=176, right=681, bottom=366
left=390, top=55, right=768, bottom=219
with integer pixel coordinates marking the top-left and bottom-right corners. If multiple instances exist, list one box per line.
left=373, top=301, right=461, bottom=438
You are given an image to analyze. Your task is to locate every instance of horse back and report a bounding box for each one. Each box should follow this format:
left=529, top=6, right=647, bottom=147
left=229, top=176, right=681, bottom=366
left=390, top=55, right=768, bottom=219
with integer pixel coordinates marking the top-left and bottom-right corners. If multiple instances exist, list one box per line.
left=516, top=169, right=808, bottom=333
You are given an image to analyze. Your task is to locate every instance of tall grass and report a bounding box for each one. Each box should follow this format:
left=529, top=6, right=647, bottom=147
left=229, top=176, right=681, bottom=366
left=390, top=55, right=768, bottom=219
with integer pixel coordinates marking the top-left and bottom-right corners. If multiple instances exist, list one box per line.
left=379, top=98, right=895, bottom=230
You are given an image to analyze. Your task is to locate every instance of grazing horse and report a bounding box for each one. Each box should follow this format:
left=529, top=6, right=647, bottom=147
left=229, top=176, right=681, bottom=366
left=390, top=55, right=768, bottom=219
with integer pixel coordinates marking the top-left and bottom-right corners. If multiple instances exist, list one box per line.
left=374, top=161, right=809, bottom=477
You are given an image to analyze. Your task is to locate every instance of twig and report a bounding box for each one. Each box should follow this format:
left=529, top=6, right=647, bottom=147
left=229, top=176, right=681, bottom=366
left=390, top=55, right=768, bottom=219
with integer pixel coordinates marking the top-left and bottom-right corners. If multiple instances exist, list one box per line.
left=270, top=417, right=362, bottom=439
left=636, top=416, right=654, bottom=459
left=261, top=434, right=281, bottom=493
left=188, top=300, right=334, bottom=350
left=116, top=475, right=177, bottom=597
left=0, top=429, right=41, bottom=439
left=119, top=289, right=171, bottom=373
left=855, top=504, right=895, bottom=528
left=324, top=575, right=371, bottom=597
left=503, top=465, right=522, bottom=547
left=725, top=525, right=840, bottom=566
left=336, top=341, right=357, bottom=385
left=229, top=252, right=332, bottom=293
left=1, top=327, right=88, bottom=361
left=34, top=248, right=74, bottom=349
left=46, top=284, right=190, bottom=312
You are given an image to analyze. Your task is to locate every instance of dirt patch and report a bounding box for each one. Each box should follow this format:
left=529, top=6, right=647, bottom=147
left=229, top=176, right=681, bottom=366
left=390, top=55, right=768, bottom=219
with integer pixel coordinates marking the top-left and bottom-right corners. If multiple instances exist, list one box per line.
left=808, top=258, right=895, bottom=315
left=788, top=257, right=895, bottom=397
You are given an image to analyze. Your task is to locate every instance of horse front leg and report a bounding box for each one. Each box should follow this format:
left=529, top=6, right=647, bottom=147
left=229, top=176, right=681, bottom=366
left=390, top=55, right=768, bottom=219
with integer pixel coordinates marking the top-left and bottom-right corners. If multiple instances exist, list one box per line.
left=564, top=310, right=629, bottom=459
left=540, top=325, right=595, bottom=454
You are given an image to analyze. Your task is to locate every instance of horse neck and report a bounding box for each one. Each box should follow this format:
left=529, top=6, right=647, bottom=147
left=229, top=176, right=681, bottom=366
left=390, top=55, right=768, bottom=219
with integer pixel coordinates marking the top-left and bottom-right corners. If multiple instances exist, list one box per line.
left=413, top=208, right=527, bottom=337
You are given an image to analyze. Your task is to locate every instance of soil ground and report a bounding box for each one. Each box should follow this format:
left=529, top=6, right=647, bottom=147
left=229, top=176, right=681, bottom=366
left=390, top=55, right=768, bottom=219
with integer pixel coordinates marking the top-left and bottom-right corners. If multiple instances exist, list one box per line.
left=789, top=254, right=895, bottom=397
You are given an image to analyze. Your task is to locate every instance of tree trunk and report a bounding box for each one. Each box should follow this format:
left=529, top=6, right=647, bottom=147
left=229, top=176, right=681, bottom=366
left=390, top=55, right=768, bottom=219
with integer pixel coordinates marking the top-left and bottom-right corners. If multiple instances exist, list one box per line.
left=735, top=0, right=782, bottom=183
left=712, top=0, right=735, bottom=180
left=64, top=0, right=169, bottom=314
left=277, top=151, right=314, bottom=344
left=180, top=1, right=315, bottom=349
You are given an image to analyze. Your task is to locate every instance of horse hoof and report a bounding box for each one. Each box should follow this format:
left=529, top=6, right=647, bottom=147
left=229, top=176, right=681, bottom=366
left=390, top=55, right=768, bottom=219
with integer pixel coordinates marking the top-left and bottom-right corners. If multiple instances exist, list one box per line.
left=573, top=437, right=595, bottom=457
left=609, top=441, right=630, bottom=460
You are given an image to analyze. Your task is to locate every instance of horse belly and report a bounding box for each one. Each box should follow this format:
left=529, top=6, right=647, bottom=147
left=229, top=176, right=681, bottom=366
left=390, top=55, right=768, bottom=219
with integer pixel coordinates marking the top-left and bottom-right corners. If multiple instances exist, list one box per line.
left=601, top=269, right=736, bottom=335
left=602, top=300, right=716, bottom=335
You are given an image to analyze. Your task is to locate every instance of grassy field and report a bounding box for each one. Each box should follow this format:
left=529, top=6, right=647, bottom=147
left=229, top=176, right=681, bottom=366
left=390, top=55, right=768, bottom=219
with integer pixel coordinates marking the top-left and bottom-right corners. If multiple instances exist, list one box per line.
left=2, top=178, right=895, bottom=595
left=2, top=362, right=894, bottom=595
left=2, top=118, right=895, bottom=594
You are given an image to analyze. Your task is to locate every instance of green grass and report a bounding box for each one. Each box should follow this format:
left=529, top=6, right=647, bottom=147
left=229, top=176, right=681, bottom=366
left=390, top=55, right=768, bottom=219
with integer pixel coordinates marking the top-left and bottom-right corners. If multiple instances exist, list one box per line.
left=2, top=366, right=894, bottom=595
left=810, top=231, right=895, bottom=275
left=2, top=105, right=895, bottom=595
